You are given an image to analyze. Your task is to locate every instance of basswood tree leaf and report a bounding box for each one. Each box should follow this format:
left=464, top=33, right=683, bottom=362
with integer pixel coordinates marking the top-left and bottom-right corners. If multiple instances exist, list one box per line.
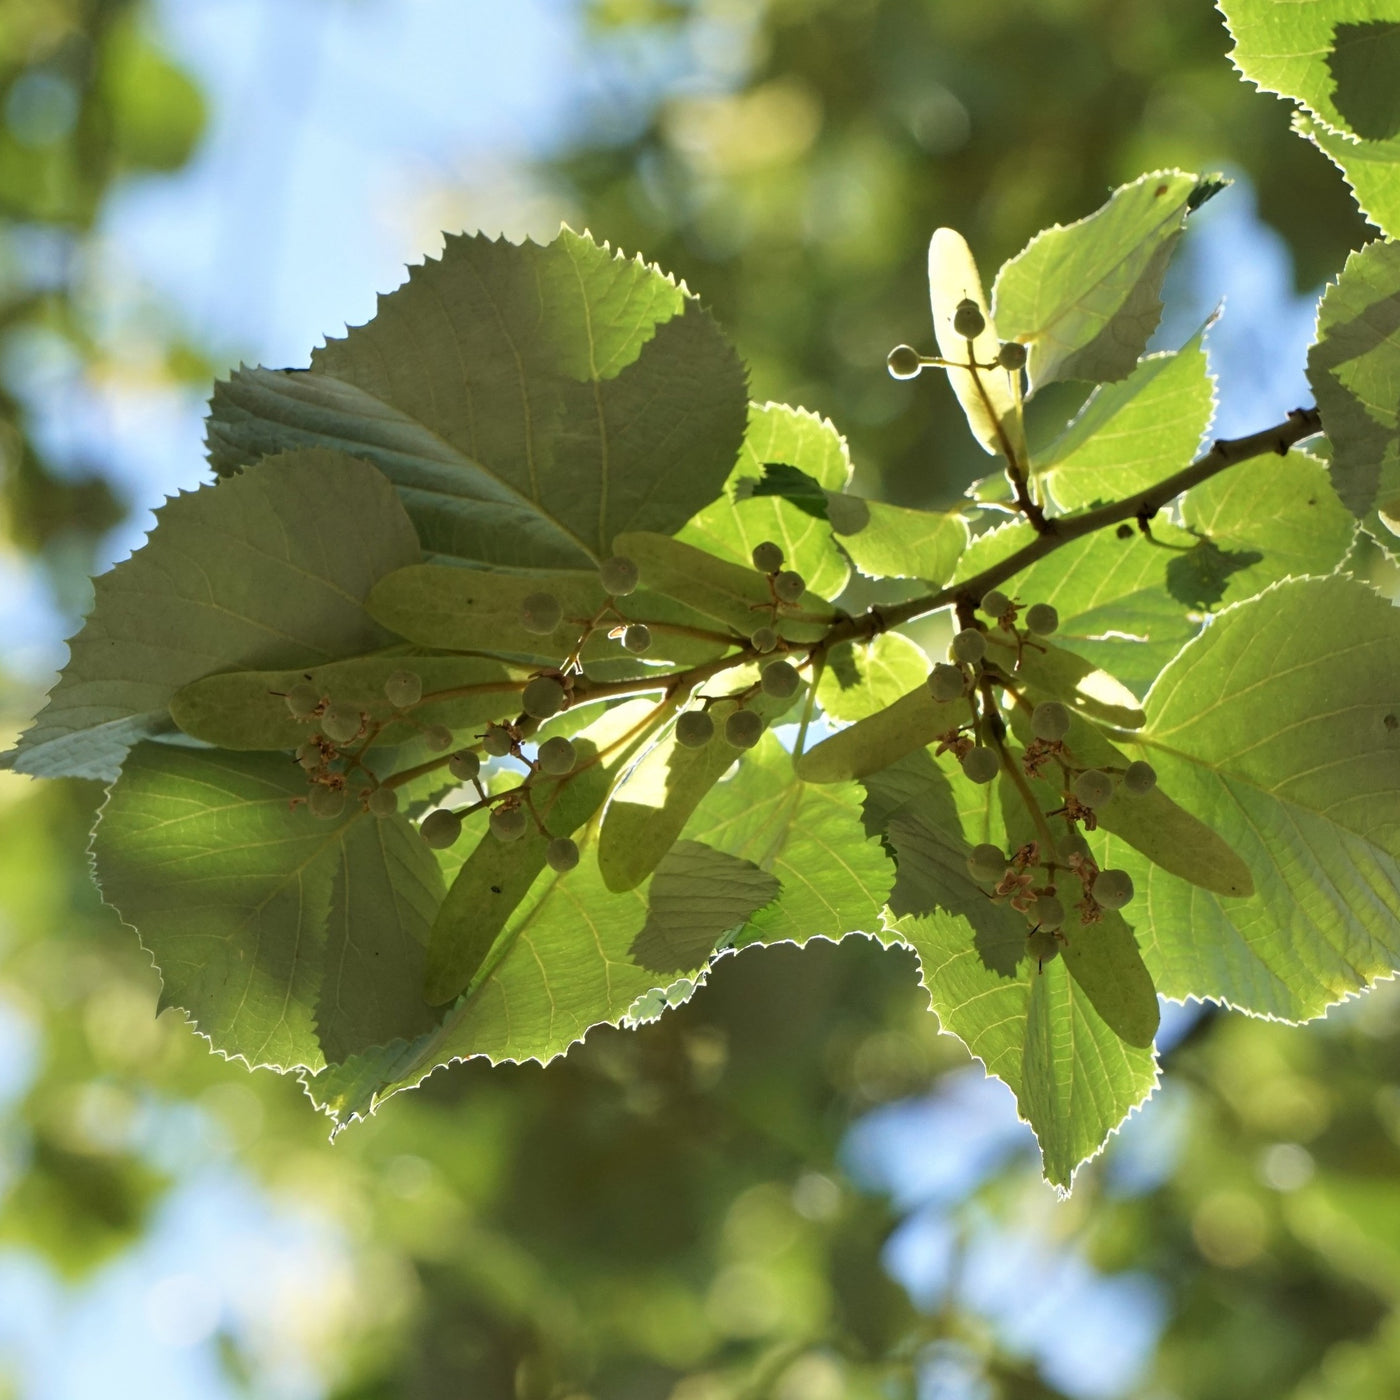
left=1298, top=112, right=1400, bottom=240
left=170, top=655, right=518, bottom=751
left=818, top=632, right=930, bottom=723
left=680, top=402, right=852, bottom=601
left=826, top=495, right=969, bottom=584
left=206, top=230, right=748, bottom=569
left=983, top=631, right=1146, bottom=730
left=614, top=530, right=835, bottom=642
left=863, top=755, right=1157, bottom=1189
left=9, top=449, right=420, bottom=781
left=1221, top=0, right=1400, bottom=141
left=92, top=745, right=444, bottom=1073
left=796, top=682, right=967, bottom=784
left=1038, top=331, right=1215, bottom=510
left=1102, top=577, right=1400, bottom=1022
left=927, top=228, right=1028, bottom=462
left=680, top=732, right=896, bottom=949
left=1307, top=240, right=1400, bottom=516
left=366, top=564, right=730, bottom=672
left=993, top=172, right=1221, bottom=392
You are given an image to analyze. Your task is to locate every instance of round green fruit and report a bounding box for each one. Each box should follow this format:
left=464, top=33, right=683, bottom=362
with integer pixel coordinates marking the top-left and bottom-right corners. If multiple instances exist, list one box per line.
left=383, top=669, right=422, bottom=708
left=490, top=805, right=529, bottom=843
left=961, top=746, right=1000, bottom=784
left=887, top=343, right=923, bottom=380
left=751, top=541, right=784, bottom=574
left=448, top=750, right=481, bottom=783
left=951, top=629, right=987, bottom=666
left=1030, top=701, right=1071, bottom=742
left=520, top=591, right=562, bottom=636
left=546, top=837, right=580, bottom=873
left=420, top=809, right=462, bottom=849
left=1095, top=868, right=1135, bottom=909
left=675, top=710, right=714, bottom=748
left=522, top=675, right=566, bottom=719
left=953, top=298, right=986, bottom=339
left=1025, top=603, right=1059, bottom=636
left=537, top=736, right=576, bottom=775
left=724, top=709, right=763, bottom=750
left=1123, top=760, right=1157, bottom=795
left=598, top=555, right=639, bottom=596
left=1072, top=768, right=1114, bottom=808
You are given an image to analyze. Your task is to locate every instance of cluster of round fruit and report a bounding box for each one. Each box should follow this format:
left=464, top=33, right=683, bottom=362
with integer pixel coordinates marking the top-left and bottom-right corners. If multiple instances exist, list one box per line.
left=966, top=840, right=1137, bottom=937
left=886, top=298, right=1029, bottom=380
left=520, top=555, right=653, bottom=656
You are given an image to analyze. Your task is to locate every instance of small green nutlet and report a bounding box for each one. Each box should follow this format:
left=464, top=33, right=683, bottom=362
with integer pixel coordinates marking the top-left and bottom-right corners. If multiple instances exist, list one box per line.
left=481, top=724, right=513, bottom=758
left=928, top=663, right=965, bottom=704
left=966, top=843, right=1008, bottom=884
left=950, top=628, right=987, bottom=666
left=367, top=786, right=398, bottom=817
left=295, top=741, right=321, bottom=772
left=997, top=341, right=1028, bottom=372
left=1073, top=768, right=1114, bottom=808
left=383, top=669, right=422, bottom=708
left=751, top=540, right=784, bottom=574
left=519, top=591, right=562, bottom=636
left=750, top=626, right=778, bottom=654
left=308, top=785, right=346, bottom=820
left=420, top=808, right=462, bottom=849
left=598, top=555, right=639, bottom=597
left=522, top=675, right=566, bottom=719
left=980, top=589, right=1011, bottom=619
left=675, top=710, right=714, bottom=749
left=1030, top=701, right=1071, bottom=742
left=422, top=724, right=454, bottom=752
left=320, top=706, right=361, bottom=745
left=1028, top=894, right=1065, bottom=931
left=1123, top=760, right=1157, bottom=795
left=1025, top=603, right=1059, bottom=636
left=284, top=682, right=321, bottom=720
left=536, top=735, right=576, bottom=776
left=1095, top=868, right=1135, bottom=909
left=490, top=805, right=529, bottom=843
left=953, top=298, right=986, bottom=340
left=546, top=836, right=580, bottom=873
left=724, top=709, right=764, bottom=750
left=1027, top=926, right=1061, bottom=970
left=961, top=746, right=1000, bottom=784
left=887, top=343, right=923, bottom=380
left=761, top=659, right=800, bottom=699
left=773, top=570, right=806, bottom=604
left=621, top=623, right=652, bottom=655
left=448, top=750, right=481, bottom=783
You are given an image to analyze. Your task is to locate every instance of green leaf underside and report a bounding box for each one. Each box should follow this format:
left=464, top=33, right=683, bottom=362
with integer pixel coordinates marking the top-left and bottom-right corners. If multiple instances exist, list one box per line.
left=426, top=700, right=654, bottom=1004
left=614, top=530, right=835, bottom=642
left=92, top=745, right=443, bottom=1073
left=1222, top=1, right=1400, bottom=142
left=170, top=655, right=518, bottom=751
left=818, top=632, right=930, bottom=723
left=206, top=230, right=748, bottom=570
left=11, top=450, right=420, bottom=781
left=1039, top=332, right=1214, bottom=510
left=598, top=692, right=799, bottom=893
left=1308, top=240, right=1400, bottom=517
left=679, top=402, right=852, bottom=601
left=983, top=631, right=1146, bottom=730
left=1105, top=577, right=1400, bottom=1022
left=863, top=755, right=1157, bottom=1188
left=992, top=171, right=1218, bottom=392
left=796, top=682, right=968, bottom=784
left=1298, top=113, right=1400, bottom=241
left=367, top=563, right=729, bottom=671
left=681, top=733, right=897, bottom=950
left=830, top=497, right=969, bottom=584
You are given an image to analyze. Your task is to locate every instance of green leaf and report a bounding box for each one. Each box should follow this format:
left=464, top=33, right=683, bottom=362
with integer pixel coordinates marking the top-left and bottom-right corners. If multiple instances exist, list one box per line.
left=826, top=496, right=969, bottom=584
left=959, top=520, right=1196, bottom=696
left=10, top=449, right=420, bottom=781
left=425, top=700, right=657, bottom=1004
left=615, top=530, right=835, bottom=642
left=366, top=563, right=730, bottom=671
left=681, top=732, right=896, bottom=949
left=206, top=230, right=748, bottom=569
left=1058, top=911, right=1160, bottom=1051
left=1222, top=2, right=1400, bottom=142
left=983, top=630, right=1146, bottom=730
left=927, top=228, right=1027, bottom=462
left=993, top=171, right=1222, bottom=392
left=818, top=631, right=930, bottom=722
left=1108, top=577, right=1400, bottom=1021
left=628, top=840, right=780, bottom=973
left=92, top=745, right=443, bottom=1073
left=679, top=402, right=852, bottom=601
left=1038, top=332, right=1214, bottom=510
left=598, top=691, right=798, bottom=893
left=1298, top=113, right=1400, bottom=240
left=796, top=682, right=966, bottom=785
left=863, top=756, right=1157, bottom=1189
left=1307, top=240, right=1400, bottom=517
left=170, top=655, right=518, bottom=751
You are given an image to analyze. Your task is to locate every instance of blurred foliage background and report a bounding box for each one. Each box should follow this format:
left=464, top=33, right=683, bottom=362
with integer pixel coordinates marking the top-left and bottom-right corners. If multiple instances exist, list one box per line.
left=1, top=2, right=1398, bottom=1398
